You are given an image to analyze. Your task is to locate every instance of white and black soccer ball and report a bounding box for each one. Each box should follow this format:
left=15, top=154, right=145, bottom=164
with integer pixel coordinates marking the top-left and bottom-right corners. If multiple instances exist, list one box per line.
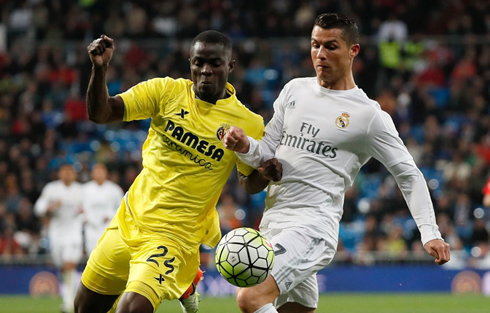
left=215, top=227, right=275, bottom=287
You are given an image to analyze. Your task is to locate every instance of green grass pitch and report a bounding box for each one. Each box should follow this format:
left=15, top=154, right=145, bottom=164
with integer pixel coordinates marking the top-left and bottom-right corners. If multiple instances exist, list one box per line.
left=1, top=293, right=489, bottom=313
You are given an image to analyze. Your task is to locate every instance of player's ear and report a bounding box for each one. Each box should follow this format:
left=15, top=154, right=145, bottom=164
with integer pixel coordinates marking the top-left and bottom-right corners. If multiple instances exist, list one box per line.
left=228, top=59, right=235, bottom=73
left=350, top=44, right=360, bottom=58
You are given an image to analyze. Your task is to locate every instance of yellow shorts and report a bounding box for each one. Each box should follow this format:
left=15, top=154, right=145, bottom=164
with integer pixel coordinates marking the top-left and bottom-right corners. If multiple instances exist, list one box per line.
left=81, top=201, right=200, bottom=311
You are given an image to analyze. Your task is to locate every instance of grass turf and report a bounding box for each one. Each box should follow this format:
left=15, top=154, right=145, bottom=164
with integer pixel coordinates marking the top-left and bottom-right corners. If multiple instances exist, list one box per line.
left=1, top=293, right=489, bottom=313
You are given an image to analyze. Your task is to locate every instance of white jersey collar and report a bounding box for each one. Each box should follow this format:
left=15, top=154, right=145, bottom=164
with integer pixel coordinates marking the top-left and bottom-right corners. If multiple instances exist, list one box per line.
left=314, top=82, right=359, bottom=95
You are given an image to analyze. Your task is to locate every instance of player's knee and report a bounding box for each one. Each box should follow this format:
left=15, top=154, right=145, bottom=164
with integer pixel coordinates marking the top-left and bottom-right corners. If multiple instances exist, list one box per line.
left=74, top=283, right=118, bottom=313
left=236, top=288, right=262, bottom=313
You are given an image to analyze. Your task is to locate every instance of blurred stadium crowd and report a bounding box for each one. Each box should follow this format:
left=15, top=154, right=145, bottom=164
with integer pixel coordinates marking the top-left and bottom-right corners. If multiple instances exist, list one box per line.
left=1, top=0, right=490, bottom=269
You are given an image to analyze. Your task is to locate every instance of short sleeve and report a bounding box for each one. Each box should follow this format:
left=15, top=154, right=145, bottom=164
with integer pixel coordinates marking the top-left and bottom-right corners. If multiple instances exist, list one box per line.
left=119, top=78, right=170, bottom=121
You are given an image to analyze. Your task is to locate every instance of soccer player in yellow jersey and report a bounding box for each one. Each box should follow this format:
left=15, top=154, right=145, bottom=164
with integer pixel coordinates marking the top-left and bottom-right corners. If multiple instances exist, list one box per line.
left=74, top=31, right=282, bottom=313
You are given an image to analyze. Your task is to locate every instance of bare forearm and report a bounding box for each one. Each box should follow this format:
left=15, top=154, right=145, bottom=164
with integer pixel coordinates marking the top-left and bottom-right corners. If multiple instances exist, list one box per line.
left=87, top=65, right=112, bottom=124
left=238, top=170, right=270, bottom=194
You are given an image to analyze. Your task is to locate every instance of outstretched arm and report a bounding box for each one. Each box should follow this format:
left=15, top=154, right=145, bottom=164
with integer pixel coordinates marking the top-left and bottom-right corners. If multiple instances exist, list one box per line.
left=86, top=34, right=124, bottom=124
left=389, top=160, right=450, bottom=265
left=224, top=126, right=282, bottom=193
left=223, top=126, right=276, bottom=168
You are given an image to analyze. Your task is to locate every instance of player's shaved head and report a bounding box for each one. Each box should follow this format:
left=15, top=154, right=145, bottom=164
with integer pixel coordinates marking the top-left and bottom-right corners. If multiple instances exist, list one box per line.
left=191, top=30, right=233, bottom=60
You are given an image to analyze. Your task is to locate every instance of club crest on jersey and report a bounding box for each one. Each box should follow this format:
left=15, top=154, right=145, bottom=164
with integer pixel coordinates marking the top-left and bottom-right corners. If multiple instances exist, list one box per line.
left=216, top=123, right=230, bottom=141
left=336, top=112, right=350, bottom=129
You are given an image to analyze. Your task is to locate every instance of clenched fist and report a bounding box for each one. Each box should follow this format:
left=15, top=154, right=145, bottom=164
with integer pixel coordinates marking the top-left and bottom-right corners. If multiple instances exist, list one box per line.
left=87, top=35, right=114, bottom=67
left=424, top=239, right=450, bottom=265
left=223, top=126, right=250, bottom=154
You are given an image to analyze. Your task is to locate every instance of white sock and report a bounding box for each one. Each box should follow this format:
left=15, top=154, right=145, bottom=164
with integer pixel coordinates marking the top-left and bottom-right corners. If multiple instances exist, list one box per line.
left=255, top=303, right=278, bottom=313
left=61, top=270, right=78, bottom=312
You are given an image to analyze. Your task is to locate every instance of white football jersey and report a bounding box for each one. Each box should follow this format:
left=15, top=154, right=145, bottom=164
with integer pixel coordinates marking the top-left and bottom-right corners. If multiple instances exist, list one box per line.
left=34, top=180, right=84, bottom=244
left=82, top=180, right=124, bottom=252
left=239, top=77, right=442, bottom=247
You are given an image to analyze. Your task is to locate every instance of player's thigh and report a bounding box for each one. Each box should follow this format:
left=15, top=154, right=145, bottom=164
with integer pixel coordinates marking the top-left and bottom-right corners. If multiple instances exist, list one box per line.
left=125, top=236, right=199, bottom=310
left=262, top=228, right=335, bottom=308
left=81, top=227, right=130, bottom=296
left=275, top=275, right=319, bottom=310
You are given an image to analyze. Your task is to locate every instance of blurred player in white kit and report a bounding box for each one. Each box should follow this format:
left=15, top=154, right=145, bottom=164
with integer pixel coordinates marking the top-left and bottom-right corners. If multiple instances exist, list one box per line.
left=35, top=164, right=84, bottom=313
left=82, top=163, right=123, bottom=255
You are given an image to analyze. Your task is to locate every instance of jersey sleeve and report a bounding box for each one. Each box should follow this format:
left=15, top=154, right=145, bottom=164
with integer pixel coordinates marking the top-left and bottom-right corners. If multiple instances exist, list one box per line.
left=81, top=184, right=96, bottom=225
left=365, top=109, right=413, bottom=167
left=118, top=78, right=169, bottom=121
left=236, top=120, right=265, bottom=176
left=366, top=109, right=442, bottom=246
left=388, top=159, right=443, bottom=246
left=34, top=183, right=53, bottom=217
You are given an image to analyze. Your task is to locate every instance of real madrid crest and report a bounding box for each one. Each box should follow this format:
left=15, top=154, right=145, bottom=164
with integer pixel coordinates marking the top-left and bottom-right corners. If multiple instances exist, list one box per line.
left=336, top=112, right=350, bottom=129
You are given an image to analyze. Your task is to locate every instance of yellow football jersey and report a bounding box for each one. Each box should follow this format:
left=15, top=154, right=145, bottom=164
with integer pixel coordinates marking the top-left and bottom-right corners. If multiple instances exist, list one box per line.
left=118, top=77, right=264, bottom=248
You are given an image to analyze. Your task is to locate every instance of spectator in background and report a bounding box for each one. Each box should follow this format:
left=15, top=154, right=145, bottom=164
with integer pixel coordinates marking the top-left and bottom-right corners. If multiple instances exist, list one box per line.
left=470, top=218, right=489, bottom=249
left=0, top=212, right=24, bottom=261
left=34, top=164, right=84, bottom=313
left=468, top=242, right=490, bottom=269
left=217, top=192, right=244, bottom=234
left=82, top=163, right=123, bottom=255
left=482, top=175, right=490, bottom=208
left=385, top=224, right=408, bottom=259
left=14, top=197, right=41, bottom=255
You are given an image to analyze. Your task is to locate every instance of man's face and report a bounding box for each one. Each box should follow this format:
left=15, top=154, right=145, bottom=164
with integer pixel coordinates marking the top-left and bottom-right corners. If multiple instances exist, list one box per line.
left=92, top=164, right=107, bottom=184
left=190, top=42, right=234, bottom=103
left=310, top=26, right=359, bottom=88
left=58, top=165, right=76, bottom=184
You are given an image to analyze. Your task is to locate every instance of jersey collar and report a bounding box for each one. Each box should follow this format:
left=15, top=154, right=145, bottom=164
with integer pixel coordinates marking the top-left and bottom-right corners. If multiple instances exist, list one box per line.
left=314, top=82, right=360, bottom=95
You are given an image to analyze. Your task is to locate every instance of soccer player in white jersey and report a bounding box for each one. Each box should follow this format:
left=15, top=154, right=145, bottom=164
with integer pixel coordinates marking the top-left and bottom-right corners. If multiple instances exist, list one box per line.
left=35, top=164, right=84, bottom=313
left=82, top=163, right=123, bottom=255
left=223, top=13, right=451, bottom=313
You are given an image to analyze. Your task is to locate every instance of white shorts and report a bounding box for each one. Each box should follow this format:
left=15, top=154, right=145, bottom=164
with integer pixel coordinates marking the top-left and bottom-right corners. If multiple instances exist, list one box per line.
left=84, top=226, right=107, bottom=255
left=50, top=240, right=83, bottom=268
left=261, top=227, right=336, bottom=309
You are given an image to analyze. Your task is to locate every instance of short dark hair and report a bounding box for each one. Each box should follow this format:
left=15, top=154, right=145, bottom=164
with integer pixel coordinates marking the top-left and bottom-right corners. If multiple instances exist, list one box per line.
left=190, top=30, right=233, bottom=59
left=314, top=13, right=359, bottom=45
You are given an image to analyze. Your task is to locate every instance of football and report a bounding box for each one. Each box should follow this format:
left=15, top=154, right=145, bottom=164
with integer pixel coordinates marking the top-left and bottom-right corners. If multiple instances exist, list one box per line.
left=215, top=227, right=275, bottom=287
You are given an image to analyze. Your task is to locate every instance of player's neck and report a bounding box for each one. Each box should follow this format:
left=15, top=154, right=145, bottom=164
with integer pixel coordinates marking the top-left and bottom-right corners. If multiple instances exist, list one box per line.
left=194, top=89, right=230, bottom=104
left=317, top=74, right=356, bottom=90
